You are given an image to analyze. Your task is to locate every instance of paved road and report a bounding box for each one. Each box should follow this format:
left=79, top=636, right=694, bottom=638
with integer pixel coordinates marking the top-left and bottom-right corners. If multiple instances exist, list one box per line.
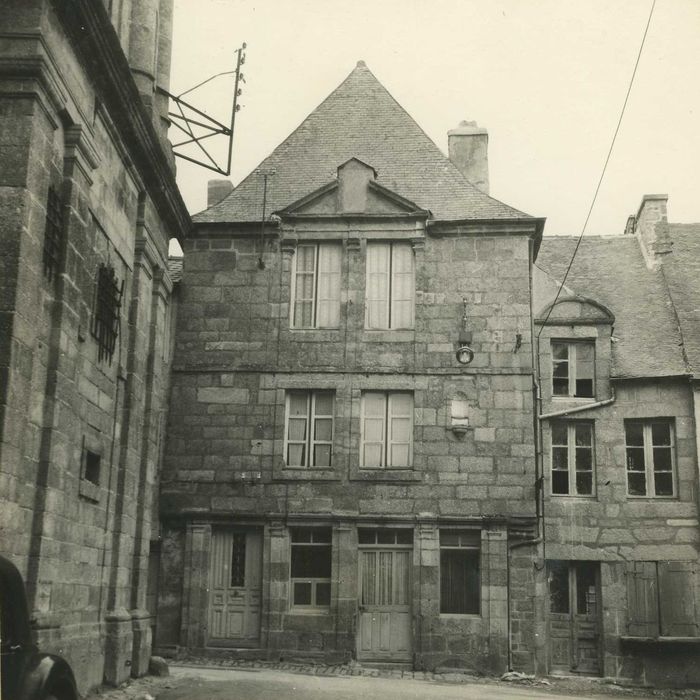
left=156, top=665, right=652, bottom=700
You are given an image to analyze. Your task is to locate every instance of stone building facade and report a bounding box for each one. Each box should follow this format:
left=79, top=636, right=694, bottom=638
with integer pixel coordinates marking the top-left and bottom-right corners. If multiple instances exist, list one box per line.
left=156, top=62, right=547, bottom=673
left=534, top=196, right=700, bottom=685
left=0, top=0, right=188, bottom=693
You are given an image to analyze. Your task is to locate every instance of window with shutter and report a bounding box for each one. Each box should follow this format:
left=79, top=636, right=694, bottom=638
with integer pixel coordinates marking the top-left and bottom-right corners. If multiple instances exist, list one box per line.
left=626, top=561, right=698, bottom=638
left=291, top=243, right=342, bottom=329
left=361, top=391, right=413, bottom=468
left=365, top=242, right=414, bottom=329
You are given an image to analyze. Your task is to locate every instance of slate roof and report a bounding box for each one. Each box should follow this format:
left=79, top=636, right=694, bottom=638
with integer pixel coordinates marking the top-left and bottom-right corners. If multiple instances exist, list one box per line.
left=193, top=61, right=532, bottom=224
left=168, top=256, right=184, bottom=282
left=663, top=224, right=700, bottom=375
left=535, top=235, right=688, bottom=379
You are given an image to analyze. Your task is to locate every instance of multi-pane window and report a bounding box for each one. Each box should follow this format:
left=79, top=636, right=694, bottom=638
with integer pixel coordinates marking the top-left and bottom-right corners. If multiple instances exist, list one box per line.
left=361, top=391, right=413, bottom=468
left=290, top=528, right=332, bottom=609
left=365, top=242, right=414, bottom=329
left=440, top=530, right=480, bottom=615
left=292, top=243, right=342, bottom=328
left=551, top=422, right=594, bottom=496
left=625, top=419, right=675, bottom=497
left=284, top=391, right=334, bottom=467
left=92, top=264, right=124, bottom=363
left=551, top=341, right=595, bottom=398
left=43, top=185, right=63, bottom=282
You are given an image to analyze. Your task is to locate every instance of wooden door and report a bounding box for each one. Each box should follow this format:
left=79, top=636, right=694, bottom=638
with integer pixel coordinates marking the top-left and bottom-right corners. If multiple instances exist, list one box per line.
left=357, top=548, right=412, bottom=661
left=208, top=530, right=262, bottom=646
left=547, top=560, right=602, bottom=675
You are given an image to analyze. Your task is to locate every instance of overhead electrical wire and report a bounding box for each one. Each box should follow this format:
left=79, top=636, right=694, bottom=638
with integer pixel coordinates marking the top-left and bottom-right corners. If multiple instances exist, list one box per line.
left=536, top=0, right=656, bottom=337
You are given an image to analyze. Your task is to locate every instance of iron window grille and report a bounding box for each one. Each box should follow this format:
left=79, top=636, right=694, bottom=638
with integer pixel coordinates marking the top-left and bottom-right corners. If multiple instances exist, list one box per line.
left=91, top=264, right=124, bottom=363
left=43, top=185, right=63, bottom=282
left=625, top=419, right=676, bottom=497
left=551, top=421, right=595, bottom=496
left=290, top=527, right=332, bottom=610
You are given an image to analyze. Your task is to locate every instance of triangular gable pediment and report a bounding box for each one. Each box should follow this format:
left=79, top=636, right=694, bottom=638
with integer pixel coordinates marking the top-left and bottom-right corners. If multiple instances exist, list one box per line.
left=275, top=162, right=429, bottom=218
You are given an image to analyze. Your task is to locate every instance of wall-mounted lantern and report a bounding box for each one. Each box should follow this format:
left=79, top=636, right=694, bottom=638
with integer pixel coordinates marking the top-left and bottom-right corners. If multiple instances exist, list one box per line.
left=456, top=298, right=474, bottom=365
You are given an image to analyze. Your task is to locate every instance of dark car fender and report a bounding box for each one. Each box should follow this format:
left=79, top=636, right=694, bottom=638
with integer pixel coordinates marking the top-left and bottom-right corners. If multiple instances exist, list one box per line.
left=20, top=653, right=80, bottom=700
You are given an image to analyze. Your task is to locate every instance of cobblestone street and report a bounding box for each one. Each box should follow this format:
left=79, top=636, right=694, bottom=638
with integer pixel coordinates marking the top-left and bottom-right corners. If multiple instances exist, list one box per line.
left=85, top=661, right=700, bottom=700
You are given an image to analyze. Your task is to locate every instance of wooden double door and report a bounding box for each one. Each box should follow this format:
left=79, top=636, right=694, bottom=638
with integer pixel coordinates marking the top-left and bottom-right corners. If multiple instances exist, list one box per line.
left=357, top=546, right=412, bottom=661
left=208, top=529, right=262, bottom=646
left=547, top=560, right=602, bottom=675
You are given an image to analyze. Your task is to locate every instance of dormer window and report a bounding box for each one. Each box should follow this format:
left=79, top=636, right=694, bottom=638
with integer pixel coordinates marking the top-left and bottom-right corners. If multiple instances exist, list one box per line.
left=551, top=341, right=595, bottom=398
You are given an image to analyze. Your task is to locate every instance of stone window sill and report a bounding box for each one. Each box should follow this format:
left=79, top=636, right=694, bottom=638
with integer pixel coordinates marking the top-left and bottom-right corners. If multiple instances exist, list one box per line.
left=350, top=469, right=422, bottom=483
left=274, top=469, right=339, bottom=482
left=620, top=636, right=700, bottom=645
left=79, top=479, right=100, bottom=502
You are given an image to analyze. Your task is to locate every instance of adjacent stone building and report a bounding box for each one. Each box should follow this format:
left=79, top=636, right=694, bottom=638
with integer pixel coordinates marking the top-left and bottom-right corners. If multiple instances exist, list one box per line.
left=156, top=61, right=547, bottom=673
left=534, top=196, right=700, bottom=685
left=0, top=0, right=189, bottom=693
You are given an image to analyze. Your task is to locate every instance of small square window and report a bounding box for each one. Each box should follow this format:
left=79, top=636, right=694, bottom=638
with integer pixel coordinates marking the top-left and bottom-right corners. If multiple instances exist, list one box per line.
left=551, top=341, right=595, bottom=398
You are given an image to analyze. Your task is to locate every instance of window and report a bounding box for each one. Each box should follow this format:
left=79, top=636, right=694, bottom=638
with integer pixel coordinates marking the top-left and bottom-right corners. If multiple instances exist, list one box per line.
left=551, top=422, right=594, bottom=496
left=43, top=186, right=63, bottom=282
left=361, top=391, right=413, bottom=468
left=551, top=341, right=594, bottom=398
left=79, top=440, right=102, bottom=502
left=290, top=528, right=331, bottom=609
left=627, top=561, right=697, bottom=637
left=440, top=530, right=480, bottom=614
left=547, top=560, right=598, bottom=617
left=358, top=528, right=413, bottom=545
left=365, top=242, right=414, bottom=329
left=92, top=264, right=124, bottom=363
left=83, top=450, right=101, bottom=485
left=284, top=391, right=334, bottom=467
left=625, top=419, right=675, bottom=497
left=291, top=243, right=342, bottom=328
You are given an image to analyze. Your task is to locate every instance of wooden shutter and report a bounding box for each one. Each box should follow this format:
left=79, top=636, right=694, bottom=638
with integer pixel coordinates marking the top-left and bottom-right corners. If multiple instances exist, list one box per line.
left=388, top=393, right=412, bottom=467
left=659, top=561, right=698, bottom=637
left=316, top=244, right=341, bottom=327
left=362, top=392, right=386, bottom=467
left=626, top=561, right=659, bottom=637
left=390, top=243, right=414, bottom=329
left=366, top=243, right=390, bottom=329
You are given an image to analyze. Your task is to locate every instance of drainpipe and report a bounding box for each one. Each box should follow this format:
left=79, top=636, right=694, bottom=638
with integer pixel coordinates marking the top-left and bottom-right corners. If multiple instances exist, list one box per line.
left=538, top=388, right=616, bottom=421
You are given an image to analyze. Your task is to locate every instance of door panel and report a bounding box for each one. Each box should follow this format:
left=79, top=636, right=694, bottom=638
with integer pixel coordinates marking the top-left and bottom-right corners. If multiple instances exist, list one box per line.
left=208, top=530, right=262, bottom=645
left=358, top=548, right=412, bottom=661
left=547, top=560, right=602, bottom=676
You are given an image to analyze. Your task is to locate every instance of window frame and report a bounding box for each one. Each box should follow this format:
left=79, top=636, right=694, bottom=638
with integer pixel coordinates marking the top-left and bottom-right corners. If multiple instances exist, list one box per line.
left=43, top=185, right=63, bottom=283
left=365, top=241, right=415, bottom=330
left=624, top=419, right=676, bottom=498
left=360, top=391, right=413, bottom=469
left=550, top=421, right=595, bottom=497
left=551, top=340, right=596, bottom=399
left=284, top=390, right=335, bottom=468
left=439, top=529, right=481, bottom=616
left=290, top=242, right=342, bottom=329
left=289, top=527, right=332, bottom=612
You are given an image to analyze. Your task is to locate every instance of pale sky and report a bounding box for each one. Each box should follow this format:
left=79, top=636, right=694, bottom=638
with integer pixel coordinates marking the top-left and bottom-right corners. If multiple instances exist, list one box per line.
left=170, top=0, right=700, bottom=237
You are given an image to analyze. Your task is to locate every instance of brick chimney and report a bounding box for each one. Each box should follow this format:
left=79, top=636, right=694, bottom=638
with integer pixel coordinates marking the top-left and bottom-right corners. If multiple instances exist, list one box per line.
left=628, top=194, right=672, bottom=269
left=208, top=179, right=234, bottom=207
left=448, top=120, right=489, bottom=194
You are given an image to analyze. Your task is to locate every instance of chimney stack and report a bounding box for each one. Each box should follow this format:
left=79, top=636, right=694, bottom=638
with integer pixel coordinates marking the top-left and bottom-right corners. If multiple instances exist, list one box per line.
left=208, top=179, right=234, bottom=208
left=631, top=194, right=671, bottom=269
left=448, top=120, right=489, bottom=194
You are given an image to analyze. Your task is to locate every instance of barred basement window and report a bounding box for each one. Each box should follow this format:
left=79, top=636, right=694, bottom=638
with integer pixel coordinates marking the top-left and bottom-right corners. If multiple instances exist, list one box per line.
left=290, top=528, right=332, bottom=610
left=92, top=264, right=124, bottom=363
left=43, top=186, right=63, bottom=282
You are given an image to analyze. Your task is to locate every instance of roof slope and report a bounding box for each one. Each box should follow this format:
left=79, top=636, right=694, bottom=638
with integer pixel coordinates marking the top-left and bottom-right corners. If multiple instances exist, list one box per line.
left=194, top=61, right=532, bottom=224
left=535, top=236, right=687, bottom=379
left=664, top=224, right=700, bottom=374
